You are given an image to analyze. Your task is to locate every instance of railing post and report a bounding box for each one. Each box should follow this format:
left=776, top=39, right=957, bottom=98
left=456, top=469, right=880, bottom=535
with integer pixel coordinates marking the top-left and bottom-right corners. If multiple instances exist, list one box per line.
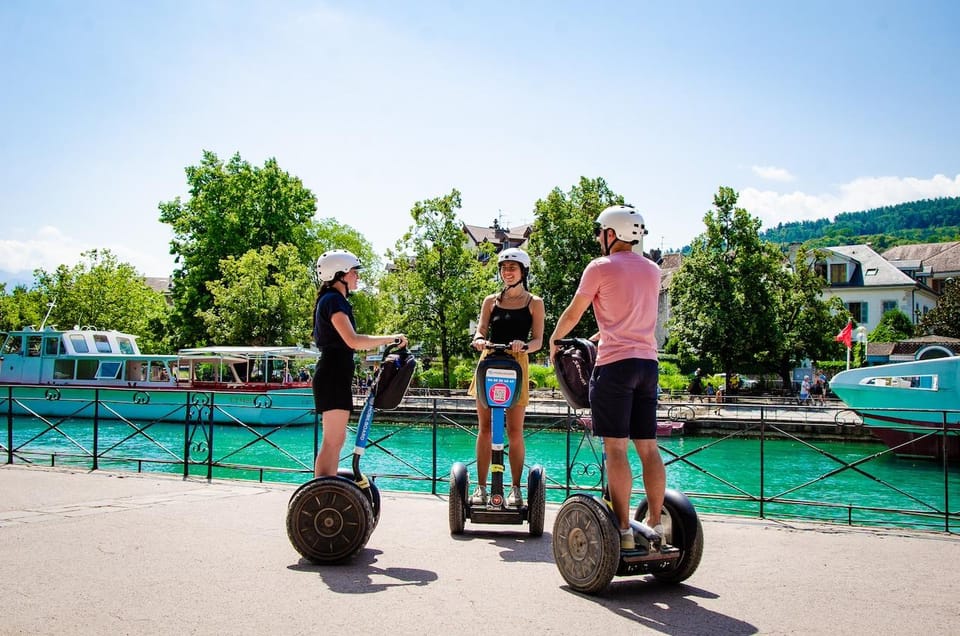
left=942, top=410, right=950, bottom=533
left=759, top=405, right=765, bottom=519
left=92, top=389, right=99, bottom=471
left=182, top=391, right=190, bottom=479
left=206, top=392, right=215, bottom=481
left=6, top=386, right=12, bottom=465
left=564, top=406, right=572, bottom=497
left=431, top=398, right=438, bottom=495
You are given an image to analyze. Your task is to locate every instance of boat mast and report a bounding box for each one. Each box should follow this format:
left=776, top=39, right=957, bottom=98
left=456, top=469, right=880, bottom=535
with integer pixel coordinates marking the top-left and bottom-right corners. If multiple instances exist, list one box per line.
left=39, top=299, right=56, bottom=330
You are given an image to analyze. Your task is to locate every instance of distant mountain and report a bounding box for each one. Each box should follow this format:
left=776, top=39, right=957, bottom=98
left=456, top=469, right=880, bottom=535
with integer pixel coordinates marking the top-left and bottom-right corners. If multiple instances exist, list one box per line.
left=759, top=196, right=960, bottom=250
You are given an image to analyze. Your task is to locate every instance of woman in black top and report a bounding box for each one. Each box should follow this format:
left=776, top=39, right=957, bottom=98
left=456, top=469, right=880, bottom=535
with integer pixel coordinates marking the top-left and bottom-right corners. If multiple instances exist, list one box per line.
left=468, top=248, right=545, bottom=507
left=312, top=249, right=407, bottom=477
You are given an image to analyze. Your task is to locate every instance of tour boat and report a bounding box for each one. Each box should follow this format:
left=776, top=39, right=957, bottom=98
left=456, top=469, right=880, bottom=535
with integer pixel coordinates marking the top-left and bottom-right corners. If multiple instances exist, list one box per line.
left=828, top=357, right=960, bottom=461
left=0, top=326, right=319, bottom=426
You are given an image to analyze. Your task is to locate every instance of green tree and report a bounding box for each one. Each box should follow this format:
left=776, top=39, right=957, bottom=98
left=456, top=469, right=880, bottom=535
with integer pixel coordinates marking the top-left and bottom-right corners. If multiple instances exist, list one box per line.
left=382, top=189, right=493, bottom=387
left=871, top=309, right=916, bottom=342
left=32, top=250, right=170, bottom=352
left=0, top=284, right=46, bottom=332
left=159, top=151, right=319, bottom=348
left=668, top=187, right=785, bottom=389
left=919, top=278, right=960, bottom=338
left=198, top=244, right=315, bottom=346
left=528, top=177, right=625, bottom=335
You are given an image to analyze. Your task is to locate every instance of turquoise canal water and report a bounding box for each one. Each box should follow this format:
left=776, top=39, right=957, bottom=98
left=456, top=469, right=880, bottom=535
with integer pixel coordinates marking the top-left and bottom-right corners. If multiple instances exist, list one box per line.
left=7, top=418, right=958, bottom=532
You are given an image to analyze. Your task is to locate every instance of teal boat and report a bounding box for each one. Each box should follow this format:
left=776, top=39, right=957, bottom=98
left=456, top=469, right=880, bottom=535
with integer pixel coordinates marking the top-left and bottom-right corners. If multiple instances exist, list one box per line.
left=829, top=357, right=960, bottom=461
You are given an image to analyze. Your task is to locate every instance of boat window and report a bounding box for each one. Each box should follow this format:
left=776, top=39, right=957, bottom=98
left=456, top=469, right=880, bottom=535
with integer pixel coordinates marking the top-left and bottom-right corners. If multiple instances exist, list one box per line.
left=94, top=334, right=112, bottom=353
left=27, top=336, right=42, bottom=356
left=97, top=361, right=122, bottom=380
left=149, top=361, right=170, bottom=382
left=117, top=337, right=136, bottom=355
left=860, top=374, right=938, bottom=390
left=76, top=359, right=98, bottom=380
left=44, top=337, right=60, bottom=356
left=2, top=335, right=22, bottom=355
left=70, top=334, right=90, bottom=353
left=53, top=359, right=75, bottom=380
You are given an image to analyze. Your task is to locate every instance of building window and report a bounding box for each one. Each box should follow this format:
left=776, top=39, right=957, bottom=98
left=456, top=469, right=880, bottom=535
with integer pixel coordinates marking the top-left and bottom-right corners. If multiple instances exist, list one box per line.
left=830, top=264, right=847, bottom=284
left=881, top=300, right=898, bottom=314
left=846, top=302, right=869, bottom=324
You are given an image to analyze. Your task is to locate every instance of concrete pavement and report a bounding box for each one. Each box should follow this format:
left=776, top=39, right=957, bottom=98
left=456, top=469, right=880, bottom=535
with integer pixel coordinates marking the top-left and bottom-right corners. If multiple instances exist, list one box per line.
left=2, top=465, right=958, bottom=635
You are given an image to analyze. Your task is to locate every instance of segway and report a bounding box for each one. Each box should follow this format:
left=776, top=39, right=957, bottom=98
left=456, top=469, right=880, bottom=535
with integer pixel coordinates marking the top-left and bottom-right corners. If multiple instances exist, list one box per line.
left=449, top=344, right=546, bottom=536
left=551, top=338, right=703, bottom=594
left=286, top=341, right=416, bottom=563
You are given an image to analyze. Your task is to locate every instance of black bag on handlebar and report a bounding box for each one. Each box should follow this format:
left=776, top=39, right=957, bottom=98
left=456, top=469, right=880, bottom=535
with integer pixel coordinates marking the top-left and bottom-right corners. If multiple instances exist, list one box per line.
left=553, top=338, right=596, bottom=410
left=373, top=351, right=417, bottom=410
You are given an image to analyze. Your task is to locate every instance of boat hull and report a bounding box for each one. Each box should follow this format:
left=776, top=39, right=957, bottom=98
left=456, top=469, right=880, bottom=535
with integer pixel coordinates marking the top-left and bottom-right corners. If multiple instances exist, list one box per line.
left=2, top=385, right=318, bottom=427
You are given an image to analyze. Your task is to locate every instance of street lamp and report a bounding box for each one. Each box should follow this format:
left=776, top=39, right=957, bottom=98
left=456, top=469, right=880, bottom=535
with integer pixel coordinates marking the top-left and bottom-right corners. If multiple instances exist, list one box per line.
left=855, top=325, right=868, bottom=367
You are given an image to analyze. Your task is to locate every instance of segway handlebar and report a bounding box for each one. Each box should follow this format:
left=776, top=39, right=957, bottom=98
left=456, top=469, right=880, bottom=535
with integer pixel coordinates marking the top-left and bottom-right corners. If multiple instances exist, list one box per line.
left=484, top=342, right=528, bottom=352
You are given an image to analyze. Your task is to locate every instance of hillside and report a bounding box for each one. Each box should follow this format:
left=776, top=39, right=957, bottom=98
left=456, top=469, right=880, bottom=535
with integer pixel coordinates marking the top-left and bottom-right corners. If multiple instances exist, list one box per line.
left=759, top=196, right=960, bottom=250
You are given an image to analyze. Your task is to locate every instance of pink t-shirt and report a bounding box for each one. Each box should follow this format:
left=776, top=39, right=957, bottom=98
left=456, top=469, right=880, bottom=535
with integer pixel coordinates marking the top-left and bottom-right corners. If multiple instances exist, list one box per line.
left=575, top=251, right=660, bottom=366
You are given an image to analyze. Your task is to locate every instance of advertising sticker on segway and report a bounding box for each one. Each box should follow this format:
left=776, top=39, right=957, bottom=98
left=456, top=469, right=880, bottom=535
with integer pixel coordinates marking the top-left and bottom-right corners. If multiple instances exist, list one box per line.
left=449, top=344, right=546, bottom=536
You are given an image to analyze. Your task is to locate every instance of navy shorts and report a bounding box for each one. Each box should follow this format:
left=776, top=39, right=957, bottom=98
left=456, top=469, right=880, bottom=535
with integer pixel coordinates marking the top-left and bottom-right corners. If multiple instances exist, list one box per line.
left=588, top=358, right=659, bottom=440
left=312, top=347, right=355, bottom=413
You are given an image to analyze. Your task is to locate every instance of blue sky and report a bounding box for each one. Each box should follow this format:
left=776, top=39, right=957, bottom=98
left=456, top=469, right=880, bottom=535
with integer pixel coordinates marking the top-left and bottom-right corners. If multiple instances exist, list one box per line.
left=2, top=1, right=959, bottom=285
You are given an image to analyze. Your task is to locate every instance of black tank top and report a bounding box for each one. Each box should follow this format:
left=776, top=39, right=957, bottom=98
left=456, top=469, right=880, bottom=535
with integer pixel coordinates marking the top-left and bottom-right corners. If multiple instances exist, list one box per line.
left=488, top=296, right=533, bottom=344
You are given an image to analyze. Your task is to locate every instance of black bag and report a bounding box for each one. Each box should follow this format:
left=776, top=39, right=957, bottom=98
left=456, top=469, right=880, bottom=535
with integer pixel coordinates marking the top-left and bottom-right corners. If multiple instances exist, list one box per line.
left=553, top=338, right=596, bottom=410
left=373, top=351, right=417, bottom=410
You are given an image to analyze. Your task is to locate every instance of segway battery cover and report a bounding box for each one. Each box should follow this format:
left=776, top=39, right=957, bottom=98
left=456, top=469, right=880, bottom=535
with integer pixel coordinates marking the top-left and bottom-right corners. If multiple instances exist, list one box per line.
left=373, top=351, right=417, bottom=410
left=553, top=338, right=596, bottom=410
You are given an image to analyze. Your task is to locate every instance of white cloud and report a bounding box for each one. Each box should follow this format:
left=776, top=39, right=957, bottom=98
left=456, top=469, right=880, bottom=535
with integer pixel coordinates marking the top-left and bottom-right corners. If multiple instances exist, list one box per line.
left=751, top=165, right=796, bottom=182
left=740, top=173, right=960, bottom=230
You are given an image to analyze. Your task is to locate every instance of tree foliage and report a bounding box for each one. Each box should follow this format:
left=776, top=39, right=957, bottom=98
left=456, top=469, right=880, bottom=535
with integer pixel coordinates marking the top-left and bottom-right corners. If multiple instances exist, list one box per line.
left=30, top=250, right=170, bottom=352
left=871, top=309, right=916, bottom=342
left=670, top=188, right=792, bottom=387
left=527, top=177, right=625, bottom=335
left=198, top=244, right=315, bottom=346
left=382, top=189, right=493, bottom=387
left=760, top=197, right=960, bottom=248
left=0, top=283, right=46, bottom=332
left=159, top=151, right=319, bottom=348
left=919, top=278, right=960, bottom=338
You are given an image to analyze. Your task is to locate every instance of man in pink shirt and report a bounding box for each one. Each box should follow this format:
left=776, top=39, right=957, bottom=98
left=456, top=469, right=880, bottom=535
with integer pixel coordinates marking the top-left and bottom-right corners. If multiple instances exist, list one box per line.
left=549, top=205, right=664, bottom=550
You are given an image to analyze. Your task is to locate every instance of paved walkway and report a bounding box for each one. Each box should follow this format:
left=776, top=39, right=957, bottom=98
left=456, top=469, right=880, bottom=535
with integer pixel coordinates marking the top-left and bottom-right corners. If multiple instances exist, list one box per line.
left=2, top=465, right=958, bottom=635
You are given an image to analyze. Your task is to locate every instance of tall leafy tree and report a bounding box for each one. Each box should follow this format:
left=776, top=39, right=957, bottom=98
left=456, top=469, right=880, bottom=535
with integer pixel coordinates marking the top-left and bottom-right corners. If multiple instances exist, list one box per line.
left=919, top=278, right=960, bottom=338
left=32, top=250, right=170, bottom=352
left=527, top=177, right=625, bottom=335
left=0, top=284, right=46, bottom=332
left=159, top=151, right=318, bottom=348
left=198, top=244, right=315, bottom=346
left=382, top=189, right=492, bottom=387
left=669, top=187, right=784, bottom=389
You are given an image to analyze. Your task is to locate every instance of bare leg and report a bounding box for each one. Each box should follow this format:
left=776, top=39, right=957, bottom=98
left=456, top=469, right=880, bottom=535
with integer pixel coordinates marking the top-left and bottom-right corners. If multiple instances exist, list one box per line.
left=474, top=399, right=492, bottom=487
left=505, top=404, right=526, bottom=486
left=603, top=437, right=633, bottom=530
left=634, top=439, right=665, bottom=526
left=314, top=409, right=349, bottom=477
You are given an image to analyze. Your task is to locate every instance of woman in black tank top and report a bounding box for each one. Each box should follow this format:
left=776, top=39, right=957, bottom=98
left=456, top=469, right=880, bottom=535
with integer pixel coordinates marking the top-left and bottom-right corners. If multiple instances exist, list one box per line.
left=467, top=248, right=545, bottom=507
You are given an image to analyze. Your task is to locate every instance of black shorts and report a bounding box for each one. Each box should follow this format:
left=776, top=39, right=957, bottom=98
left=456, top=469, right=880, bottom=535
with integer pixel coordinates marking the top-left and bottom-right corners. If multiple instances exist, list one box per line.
left=588, top=358, right=659, bottom=440
left=312, top=347, right=355, bottom=413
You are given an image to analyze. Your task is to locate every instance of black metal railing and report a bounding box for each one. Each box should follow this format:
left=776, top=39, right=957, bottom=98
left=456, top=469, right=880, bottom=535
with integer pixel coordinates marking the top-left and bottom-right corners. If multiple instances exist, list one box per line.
left=2, top=384, right=957, bottom=533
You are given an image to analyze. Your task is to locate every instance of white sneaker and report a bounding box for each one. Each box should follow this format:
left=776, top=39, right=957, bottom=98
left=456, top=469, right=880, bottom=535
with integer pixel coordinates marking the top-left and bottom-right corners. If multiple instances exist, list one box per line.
left=508, top=485, right=523, bottom=507
left=619, top=528, right=635, bottom=550
left=470, top=485, right=487, bottom=505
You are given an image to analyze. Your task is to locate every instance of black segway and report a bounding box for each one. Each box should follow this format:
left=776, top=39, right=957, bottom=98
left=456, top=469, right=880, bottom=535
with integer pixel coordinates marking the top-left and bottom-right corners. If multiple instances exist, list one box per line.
left=286, top=342, right=416, bottom=563
left=449, top=344, right=546, bottom=536
left=551, top=338, right=703, bottom=594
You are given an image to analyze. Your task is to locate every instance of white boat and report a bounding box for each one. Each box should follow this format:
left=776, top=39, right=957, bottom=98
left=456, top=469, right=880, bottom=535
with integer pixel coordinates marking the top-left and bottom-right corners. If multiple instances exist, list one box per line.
left=829, top=356, right=960, bottom=461
left=0, top=326, right=320, bottom=426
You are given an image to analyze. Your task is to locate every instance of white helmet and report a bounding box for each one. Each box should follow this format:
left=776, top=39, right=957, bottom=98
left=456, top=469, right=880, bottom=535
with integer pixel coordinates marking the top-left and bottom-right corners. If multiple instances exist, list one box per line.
left=316, top=249, right=361, bottom=282
left=597, top=205, right=648, bottom=250
left=497, top=248, right=531, bottom=270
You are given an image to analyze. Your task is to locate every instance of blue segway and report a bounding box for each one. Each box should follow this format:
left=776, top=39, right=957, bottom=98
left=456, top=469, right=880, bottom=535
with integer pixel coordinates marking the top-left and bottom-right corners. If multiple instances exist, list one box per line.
left=550, top=338, right=703, bottom=594
left=286, top=342, right=415, bottom=563
left=449, top=344, right=546, bottom=536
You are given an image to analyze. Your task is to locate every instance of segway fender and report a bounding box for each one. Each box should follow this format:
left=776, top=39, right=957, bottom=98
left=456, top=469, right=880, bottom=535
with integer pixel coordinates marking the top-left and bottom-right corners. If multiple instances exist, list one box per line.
left=450, top=462, right=469, bottom=500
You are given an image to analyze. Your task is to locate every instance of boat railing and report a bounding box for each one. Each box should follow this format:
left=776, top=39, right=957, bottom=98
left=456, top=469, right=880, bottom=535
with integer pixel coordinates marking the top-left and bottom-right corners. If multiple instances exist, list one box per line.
left=2, top=383, right=957, bottom=534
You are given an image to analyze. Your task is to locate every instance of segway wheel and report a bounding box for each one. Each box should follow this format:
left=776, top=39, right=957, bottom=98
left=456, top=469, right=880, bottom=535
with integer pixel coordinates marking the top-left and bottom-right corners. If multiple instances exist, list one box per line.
left=448, top=463, right=468, bottom=535
left=552, top=494, right=619, bottom=594
left=634, top=488, right=704, bottom=583
left=286, top=476, right=375, bottom=564
left=526, top=465, right=546, bottom=537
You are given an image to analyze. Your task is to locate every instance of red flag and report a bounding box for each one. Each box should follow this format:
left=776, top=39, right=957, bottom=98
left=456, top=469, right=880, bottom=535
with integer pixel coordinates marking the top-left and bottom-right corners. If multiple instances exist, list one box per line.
left=834, top=321, right=853, bottom=348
